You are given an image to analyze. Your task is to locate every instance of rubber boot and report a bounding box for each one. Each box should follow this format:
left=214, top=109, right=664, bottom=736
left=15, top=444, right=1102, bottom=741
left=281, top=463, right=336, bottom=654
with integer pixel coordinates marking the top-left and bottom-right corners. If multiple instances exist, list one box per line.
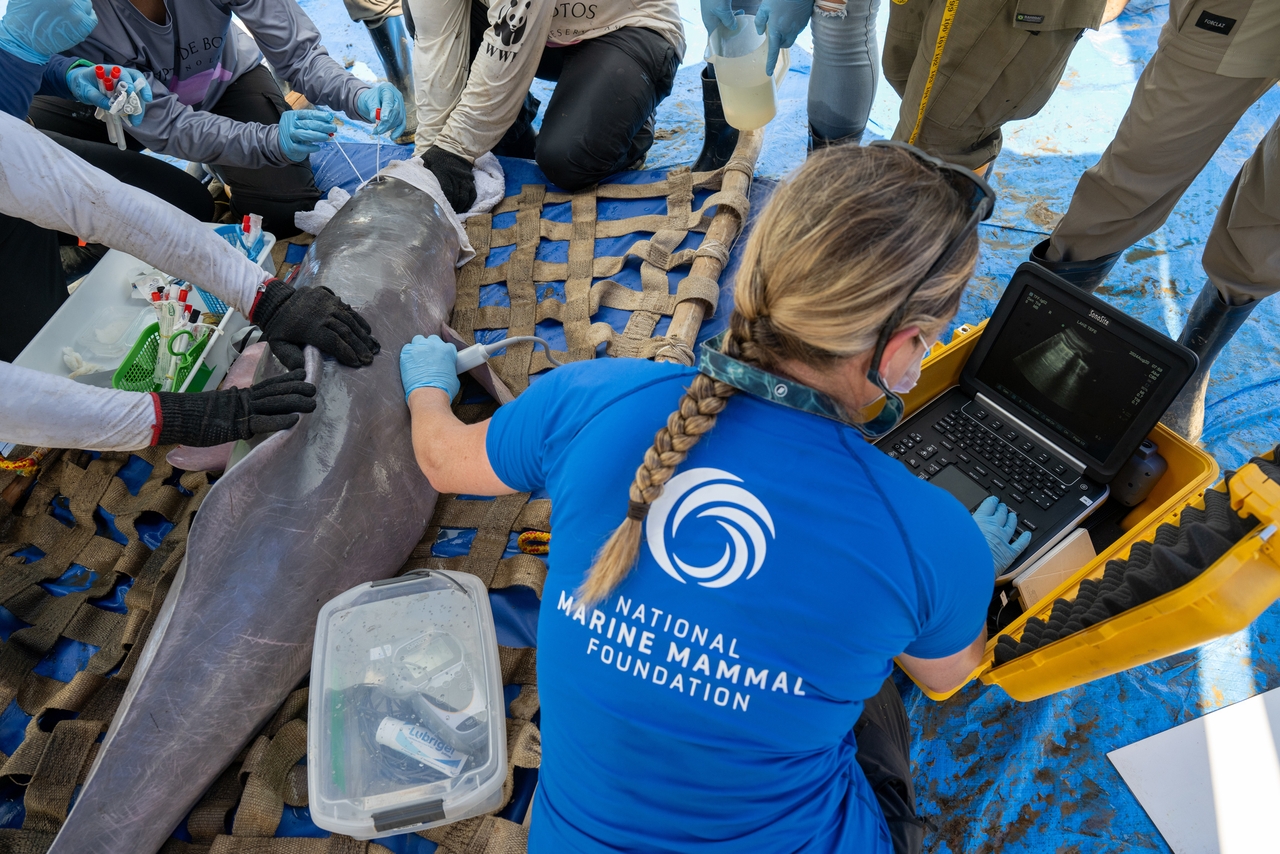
left=1161, top=282, right=1258, bottom=443
left=493, top=92, right=539, bottom=159
left=60, top=244, right=108, bottom=285
left=1029, top=238, right=1122, bottom=293
left=808, top=124, right=863, bottom=153
left=365, top=15, right=417, bottom=145
left=693, top=65, right=738, bottom=172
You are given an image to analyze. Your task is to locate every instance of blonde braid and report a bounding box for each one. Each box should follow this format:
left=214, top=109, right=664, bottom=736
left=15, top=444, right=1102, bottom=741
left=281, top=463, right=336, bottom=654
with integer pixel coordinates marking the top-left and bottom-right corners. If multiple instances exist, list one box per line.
left=576, top=373, right=737, bottom=606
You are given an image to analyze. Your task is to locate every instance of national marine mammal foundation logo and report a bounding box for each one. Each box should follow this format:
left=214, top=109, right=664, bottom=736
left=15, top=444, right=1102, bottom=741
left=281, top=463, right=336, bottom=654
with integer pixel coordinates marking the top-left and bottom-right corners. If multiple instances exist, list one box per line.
left=645, top=468, right=776, bottom=588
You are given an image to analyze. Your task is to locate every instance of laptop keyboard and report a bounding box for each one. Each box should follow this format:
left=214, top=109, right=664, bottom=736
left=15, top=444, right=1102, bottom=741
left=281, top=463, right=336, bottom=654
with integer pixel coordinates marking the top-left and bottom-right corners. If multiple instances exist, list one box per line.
left=888, top=404, right=1078, bottom=513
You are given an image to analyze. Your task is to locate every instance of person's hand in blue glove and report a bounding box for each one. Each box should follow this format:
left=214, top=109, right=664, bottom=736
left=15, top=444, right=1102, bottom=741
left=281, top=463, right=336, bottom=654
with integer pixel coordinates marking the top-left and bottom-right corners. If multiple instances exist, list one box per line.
left=67, top=65, right=154, bottom=125
left=701, top=0, right=736, bottom=35
left=278, top=109, right=338, bottom=163
left=357, top=83, right=407, bottom=139
left=401, top=334, right=460, bottom=404
left=972, top=495, right=1032, bottom=576
left=755, top=0, right=813, bottom=76
left=0, top=0, right=97, bottom=65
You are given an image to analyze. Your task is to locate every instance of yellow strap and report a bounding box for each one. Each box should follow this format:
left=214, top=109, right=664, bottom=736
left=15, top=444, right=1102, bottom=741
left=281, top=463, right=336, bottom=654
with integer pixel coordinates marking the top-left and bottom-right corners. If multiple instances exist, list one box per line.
left=907, top=0, right=960, bottom=145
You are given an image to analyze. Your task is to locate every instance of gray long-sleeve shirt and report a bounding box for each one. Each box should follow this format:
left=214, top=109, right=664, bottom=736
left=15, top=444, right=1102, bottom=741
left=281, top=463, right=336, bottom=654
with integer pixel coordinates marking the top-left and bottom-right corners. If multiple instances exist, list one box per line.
left=65, top=0, right=371, bottom=168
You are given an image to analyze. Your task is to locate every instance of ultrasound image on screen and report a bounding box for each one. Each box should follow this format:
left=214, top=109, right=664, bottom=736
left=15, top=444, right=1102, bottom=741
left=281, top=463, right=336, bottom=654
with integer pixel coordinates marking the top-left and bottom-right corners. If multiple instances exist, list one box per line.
left=975, top=289, right=1168, bottom=460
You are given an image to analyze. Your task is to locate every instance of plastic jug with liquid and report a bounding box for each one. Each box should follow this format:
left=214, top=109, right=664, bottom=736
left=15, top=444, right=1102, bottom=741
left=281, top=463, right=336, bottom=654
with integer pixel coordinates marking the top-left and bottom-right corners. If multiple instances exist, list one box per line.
left=706, top=15, right=789, bottom=132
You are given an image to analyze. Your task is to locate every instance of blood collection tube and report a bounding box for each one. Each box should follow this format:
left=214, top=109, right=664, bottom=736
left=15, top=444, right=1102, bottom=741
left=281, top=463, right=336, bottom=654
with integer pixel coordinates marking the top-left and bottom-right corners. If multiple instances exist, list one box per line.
left=110, top=66, right=121, bottom=80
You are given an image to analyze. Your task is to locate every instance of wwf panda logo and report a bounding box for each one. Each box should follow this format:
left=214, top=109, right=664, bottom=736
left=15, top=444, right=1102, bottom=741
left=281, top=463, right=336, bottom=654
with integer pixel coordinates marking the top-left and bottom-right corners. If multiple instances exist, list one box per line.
left=493, top=0, right=533, bottom=46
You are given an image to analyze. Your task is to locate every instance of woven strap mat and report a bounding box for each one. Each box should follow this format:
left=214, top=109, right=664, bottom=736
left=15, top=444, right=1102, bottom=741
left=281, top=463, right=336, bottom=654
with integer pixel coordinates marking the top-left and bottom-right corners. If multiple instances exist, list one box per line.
left=0, top=446, right=213, bottom=852
left=454, top=163, right=752, bottom=393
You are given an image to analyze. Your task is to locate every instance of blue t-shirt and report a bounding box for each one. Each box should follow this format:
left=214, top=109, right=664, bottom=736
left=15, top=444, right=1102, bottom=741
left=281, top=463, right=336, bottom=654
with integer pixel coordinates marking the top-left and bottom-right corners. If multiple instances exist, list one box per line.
left=487, top=359, right=992, bottom=853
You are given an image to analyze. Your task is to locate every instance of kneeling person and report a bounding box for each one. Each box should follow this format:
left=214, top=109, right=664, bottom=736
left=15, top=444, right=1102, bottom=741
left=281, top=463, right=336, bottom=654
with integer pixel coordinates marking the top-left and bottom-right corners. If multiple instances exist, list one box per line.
left=408, top=0, right=682, bottom=211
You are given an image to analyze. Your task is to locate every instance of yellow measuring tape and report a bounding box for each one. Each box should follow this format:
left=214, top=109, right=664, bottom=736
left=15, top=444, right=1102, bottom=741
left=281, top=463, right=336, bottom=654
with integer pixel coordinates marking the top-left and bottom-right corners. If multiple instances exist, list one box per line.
left=907, top=0, right=960, bottom=145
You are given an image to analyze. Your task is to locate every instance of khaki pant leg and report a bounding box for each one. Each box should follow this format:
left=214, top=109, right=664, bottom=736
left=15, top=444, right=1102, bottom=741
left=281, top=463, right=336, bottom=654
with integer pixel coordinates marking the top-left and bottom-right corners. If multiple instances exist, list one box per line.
left=407, top=0, right=473, bottom=155
left=1202, top=111, right=1280, bottom=303
left=1047, top=50, right=1275, bottom=263
left=888, top=0, right=1085, bottom=169
left=343, top=0, right=403, bottom=25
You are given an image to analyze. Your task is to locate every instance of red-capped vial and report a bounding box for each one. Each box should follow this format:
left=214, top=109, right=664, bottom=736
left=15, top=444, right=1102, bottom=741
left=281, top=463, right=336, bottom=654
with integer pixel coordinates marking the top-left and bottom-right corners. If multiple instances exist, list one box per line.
left=376, top=107, right=381, bottom=121
left=150, top=290, right=161, bottom=303
left=95, top=66, right=105, bottom=79
left=178, top=288, right=190, bottom=302
left=110, top=66, right=122, bottom=80
left=104, top=79, right=116, bottom=93
left=242, top=214, right=251, bottom=233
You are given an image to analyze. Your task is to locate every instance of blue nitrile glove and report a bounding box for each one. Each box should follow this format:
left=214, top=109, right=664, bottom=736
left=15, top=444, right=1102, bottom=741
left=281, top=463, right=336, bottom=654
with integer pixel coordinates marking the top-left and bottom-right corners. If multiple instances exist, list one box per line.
left=401, top=334, right=460, bottom=403
left=701, top=0, right=736, bottom=35
left=755, top=0, right=813, bottom=76
left=972, top=495, right=1032, bottom=576
left=0, top=0, right=97, bottom=65
left=357, top=83, right=407, bottom=139
left=67, top=65, right=154, bottom=125
left=278, top=109, right=338, bottom=163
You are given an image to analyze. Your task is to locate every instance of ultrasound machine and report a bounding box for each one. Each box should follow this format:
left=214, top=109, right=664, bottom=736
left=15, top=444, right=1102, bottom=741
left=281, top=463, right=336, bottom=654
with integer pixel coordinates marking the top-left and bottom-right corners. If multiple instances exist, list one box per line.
left=875, top=263, right=1198, bottom=582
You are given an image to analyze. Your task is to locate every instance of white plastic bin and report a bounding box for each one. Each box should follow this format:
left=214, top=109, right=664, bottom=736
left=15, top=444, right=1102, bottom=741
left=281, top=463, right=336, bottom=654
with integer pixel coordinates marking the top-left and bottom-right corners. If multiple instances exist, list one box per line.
left=12, top=224, right=274, bottom=388
left=308, top=570, right=507, bottom=839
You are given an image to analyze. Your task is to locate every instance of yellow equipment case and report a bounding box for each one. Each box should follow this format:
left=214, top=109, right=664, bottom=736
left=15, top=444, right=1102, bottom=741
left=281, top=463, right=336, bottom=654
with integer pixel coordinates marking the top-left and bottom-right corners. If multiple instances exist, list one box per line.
left=898, top=324, right=1280, bottom=702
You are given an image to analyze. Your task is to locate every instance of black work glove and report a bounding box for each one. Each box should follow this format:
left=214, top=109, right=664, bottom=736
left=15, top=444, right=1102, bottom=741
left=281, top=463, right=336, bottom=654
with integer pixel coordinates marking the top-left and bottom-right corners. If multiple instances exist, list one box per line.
left=251, top=279, right=380, bottom=371
left=155, top=370, right=317, bottom=446
left=422, top=145, right=477, bottom=214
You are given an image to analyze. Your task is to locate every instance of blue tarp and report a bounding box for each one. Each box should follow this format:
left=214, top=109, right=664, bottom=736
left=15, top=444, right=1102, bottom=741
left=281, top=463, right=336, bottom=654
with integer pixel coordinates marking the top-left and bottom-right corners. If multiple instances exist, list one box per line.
left=2, top=0, right=1277, bottom=850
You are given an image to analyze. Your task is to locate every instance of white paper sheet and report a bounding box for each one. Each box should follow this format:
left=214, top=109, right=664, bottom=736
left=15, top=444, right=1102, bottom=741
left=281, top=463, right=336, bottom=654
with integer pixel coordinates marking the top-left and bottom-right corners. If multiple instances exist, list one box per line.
left=1108, top=688, right=1280, bottom=853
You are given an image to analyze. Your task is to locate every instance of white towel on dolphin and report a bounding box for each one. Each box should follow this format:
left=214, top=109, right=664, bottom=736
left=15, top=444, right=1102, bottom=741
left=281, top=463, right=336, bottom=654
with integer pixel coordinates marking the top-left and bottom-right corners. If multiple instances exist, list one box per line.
left=297, top=153, right=505, bottom=265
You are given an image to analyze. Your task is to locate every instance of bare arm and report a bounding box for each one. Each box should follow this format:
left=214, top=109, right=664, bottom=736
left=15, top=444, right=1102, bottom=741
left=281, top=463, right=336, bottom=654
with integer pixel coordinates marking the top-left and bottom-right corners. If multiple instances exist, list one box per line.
left=897, top=627, right=987, bottom=695
left=1101, top=0, right=1130, bottom=25
left=407, top=387, right=516, bottom=496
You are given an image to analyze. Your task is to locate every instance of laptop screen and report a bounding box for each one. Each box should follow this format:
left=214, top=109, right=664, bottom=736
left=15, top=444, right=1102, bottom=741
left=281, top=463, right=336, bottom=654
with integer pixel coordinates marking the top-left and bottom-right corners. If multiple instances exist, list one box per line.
left=973, top=286, right=1171, bottom=460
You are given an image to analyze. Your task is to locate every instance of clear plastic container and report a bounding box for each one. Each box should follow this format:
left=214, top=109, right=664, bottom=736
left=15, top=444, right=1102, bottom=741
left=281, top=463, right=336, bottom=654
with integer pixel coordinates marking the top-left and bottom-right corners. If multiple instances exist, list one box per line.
left=308, top=570, right=507, bottom=839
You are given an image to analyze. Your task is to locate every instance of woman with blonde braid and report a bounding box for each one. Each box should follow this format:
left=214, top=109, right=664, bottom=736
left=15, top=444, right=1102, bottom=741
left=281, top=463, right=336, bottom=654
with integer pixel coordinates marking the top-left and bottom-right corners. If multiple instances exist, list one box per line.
left=398, top=142, right=1028, bottom=854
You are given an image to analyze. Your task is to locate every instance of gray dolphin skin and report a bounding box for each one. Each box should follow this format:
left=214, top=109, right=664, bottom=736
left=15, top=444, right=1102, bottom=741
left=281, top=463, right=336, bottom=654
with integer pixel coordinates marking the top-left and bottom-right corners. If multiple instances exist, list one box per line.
left=48, top=175, right=460, bottom=854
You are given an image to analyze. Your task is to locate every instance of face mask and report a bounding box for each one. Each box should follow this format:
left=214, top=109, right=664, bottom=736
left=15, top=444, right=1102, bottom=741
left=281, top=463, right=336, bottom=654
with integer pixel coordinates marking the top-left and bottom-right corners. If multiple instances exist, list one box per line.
left=889, top=333, right=930, bottom=394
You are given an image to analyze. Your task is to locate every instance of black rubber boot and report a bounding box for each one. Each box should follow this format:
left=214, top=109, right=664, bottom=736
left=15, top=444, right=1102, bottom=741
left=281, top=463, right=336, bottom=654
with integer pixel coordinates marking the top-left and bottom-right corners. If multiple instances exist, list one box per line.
left=60, top=243, right=108, bottom=285
left=1162, top=282, right=1258, bottom=443
left=808, top=124, right=863, bottom=153
left=493, top=92, right=540, bottom=160
left=1029, top=238, right=1123, bottom=293
left=693, top=65, right=739, bottom=172
left=365, top=15, right=417, bottom=145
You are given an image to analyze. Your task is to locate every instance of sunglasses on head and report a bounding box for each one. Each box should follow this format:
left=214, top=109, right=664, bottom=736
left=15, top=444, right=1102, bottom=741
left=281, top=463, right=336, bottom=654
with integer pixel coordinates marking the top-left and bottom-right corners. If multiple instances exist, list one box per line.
left=853, top=140, right=996, bottom=440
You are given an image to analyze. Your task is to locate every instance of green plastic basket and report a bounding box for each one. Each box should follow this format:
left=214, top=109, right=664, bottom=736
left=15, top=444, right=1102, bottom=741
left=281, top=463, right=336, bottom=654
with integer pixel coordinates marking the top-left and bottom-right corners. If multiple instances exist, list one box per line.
left=112, top=322, right=214, bottom=393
